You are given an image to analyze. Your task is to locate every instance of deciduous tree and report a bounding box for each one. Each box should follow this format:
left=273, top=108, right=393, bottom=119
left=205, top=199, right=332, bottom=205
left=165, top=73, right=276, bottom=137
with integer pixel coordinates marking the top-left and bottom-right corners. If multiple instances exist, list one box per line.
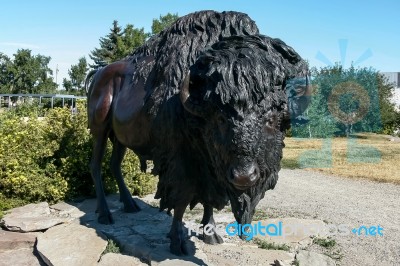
left=0, top=50, right=56, bottom=94
left=63, top=57, right=88, bottom=95
left=0, top=53, right=13, bottom=94
left=151, top=13, right=179, bottom=35
left=293, top=65, right=399, bottom=137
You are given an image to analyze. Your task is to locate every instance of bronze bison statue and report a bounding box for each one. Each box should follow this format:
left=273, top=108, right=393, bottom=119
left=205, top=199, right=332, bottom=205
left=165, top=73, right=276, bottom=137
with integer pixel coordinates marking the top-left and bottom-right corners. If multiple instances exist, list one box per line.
left=85, top=10, right=310, bottom=255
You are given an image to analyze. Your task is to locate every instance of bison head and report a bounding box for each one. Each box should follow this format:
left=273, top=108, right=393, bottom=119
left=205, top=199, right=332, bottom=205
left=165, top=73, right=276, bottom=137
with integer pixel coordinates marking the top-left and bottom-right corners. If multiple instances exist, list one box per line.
left=180, top=35, right=310, bottom=225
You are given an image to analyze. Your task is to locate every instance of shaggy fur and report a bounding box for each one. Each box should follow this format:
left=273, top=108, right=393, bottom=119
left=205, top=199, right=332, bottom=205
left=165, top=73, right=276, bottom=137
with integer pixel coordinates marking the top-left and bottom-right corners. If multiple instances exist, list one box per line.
left=86, top=10, right=309, bottom=255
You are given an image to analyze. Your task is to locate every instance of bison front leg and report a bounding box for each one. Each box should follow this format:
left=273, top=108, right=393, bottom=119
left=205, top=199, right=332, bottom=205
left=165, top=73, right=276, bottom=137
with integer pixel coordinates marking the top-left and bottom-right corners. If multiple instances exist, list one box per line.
left=169, top=204, right=190, bottom=256
left=201, top=205, right=223, bottom=244
left=90, top=135, right=113, bottom=224
left=110, top=139, right=140, bottom=213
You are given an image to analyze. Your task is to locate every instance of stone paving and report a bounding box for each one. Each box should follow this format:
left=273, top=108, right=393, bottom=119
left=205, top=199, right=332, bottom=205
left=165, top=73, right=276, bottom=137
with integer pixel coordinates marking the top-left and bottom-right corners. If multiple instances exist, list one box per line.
left=0, top=194, right=337, bottom=265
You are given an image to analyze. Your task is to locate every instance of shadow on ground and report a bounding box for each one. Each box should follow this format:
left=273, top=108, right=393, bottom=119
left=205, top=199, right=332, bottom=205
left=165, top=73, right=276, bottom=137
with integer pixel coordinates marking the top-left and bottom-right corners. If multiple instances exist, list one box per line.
left=70, top=194, right=207, bottom=265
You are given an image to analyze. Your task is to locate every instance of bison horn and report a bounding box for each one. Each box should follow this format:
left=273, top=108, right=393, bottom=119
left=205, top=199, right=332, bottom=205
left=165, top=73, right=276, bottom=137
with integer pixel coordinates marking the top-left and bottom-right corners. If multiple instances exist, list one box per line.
left=180, top=71, right=208, bottom=117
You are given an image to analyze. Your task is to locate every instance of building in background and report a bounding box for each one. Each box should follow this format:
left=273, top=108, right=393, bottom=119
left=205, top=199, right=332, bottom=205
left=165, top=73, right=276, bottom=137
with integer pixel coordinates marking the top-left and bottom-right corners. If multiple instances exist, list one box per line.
left=382, top=72, right=400, bottom=110
left=382, top=72, right=400, bottom=87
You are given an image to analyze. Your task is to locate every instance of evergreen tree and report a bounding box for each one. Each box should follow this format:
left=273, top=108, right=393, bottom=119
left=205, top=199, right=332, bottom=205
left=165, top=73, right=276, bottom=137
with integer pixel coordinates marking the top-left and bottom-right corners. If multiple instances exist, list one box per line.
left=89, top=21, right=148, bottom=69
left=89, top=14, right=180, bottom=69
left=89, top=20, right=124, bottom=68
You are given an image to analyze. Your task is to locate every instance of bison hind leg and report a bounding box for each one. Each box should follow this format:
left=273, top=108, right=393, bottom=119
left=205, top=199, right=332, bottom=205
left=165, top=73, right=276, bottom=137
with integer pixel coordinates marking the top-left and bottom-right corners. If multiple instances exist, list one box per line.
left=90, top=134, right=114, bottom=224
left=110, top=139, right=140, bottom=213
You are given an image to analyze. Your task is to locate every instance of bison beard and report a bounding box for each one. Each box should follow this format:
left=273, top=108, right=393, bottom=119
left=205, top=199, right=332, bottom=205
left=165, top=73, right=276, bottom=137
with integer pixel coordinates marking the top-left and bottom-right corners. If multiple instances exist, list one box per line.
left=176, top=35, right=308, bottom=230
left=86, top=10, right=310, bottom=256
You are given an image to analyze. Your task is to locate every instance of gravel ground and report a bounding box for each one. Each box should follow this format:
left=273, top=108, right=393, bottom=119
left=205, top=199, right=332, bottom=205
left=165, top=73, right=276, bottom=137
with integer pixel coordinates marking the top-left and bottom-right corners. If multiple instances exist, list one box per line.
left=258, top=169, right=400, bottom=266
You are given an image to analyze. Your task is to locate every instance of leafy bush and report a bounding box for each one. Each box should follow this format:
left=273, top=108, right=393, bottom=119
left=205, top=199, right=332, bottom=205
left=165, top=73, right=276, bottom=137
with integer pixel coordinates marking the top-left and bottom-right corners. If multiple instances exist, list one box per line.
left=7, top=100, right=47, bottom=117
left=0, top=101, right=156, bottom=213
left=0, top=193, right=28, bottom=219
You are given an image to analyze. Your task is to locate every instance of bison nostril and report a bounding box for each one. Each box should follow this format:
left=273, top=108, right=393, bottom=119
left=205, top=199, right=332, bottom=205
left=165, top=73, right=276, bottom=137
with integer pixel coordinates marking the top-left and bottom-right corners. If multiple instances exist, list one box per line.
left=229, top=162, right=260, bottom=188
left=249, top=166, right=259, bottom=182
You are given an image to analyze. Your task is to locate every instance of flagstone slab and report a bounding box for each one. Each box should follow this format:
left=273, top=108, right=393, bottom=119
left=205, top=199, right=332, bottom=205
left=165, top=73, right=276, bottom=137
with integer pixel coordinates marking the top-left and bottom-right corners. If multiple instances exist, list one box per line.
left=36, top=223, right=107, bottom=266
left=0, top=229, right=37, bottom=251
left=98, top=253, right=147, bottom=266
left=1, top=202, right=70, bottom=232
left=0, top=248, right=42, bottom=266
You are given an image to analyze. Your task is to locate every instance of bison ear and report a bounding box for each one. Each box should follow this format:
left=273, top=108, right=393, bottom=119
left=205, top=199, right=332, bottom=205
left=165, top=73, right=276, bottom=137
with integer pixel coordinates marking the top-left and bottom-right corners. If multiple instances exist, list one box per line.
left=180, top=71, right=208, bottom=117
left=271, top=38, right=301, bottom=64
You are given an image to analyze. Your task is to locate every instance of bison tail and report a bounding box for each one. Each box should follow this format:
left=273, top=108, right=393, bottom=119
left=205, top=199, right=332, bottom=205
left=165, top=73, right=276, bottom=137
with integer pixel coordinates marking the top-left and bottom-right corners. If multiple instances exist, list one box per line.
left=84, top=69, right=99, bottom=97
left=84, top=69, right=99, bottom=129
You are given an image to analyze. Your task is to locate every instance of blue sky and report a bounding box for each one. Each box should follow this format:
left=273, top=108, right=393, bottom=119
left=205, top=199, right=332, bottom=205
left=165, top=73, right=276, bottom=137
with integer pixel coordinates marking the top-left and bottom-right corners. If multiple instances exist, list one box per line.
left=1, top=0, right=399, bottom=88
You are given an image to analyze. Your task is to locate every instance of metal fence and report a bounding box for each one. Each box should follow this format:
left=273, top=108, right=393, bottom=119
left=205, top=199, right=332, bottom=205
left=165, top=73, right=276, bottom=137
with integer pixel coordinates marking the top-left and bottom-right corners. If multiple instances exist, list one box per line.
left=0, top=94, right=86, bottom=109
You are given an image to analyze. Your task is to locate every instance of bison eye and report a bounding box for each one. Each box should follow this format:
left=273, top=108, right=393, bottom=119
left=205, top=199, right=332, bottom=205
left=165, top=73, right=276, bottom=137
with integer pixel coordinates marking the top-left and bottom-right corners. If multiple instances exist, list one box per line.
left=265, top=112, right=278, bottom=133
left=216, top=114, right=228, bottom=133
left=217, top=114, right=227, bottom=125
left=266, top=117, right=275, bottom=127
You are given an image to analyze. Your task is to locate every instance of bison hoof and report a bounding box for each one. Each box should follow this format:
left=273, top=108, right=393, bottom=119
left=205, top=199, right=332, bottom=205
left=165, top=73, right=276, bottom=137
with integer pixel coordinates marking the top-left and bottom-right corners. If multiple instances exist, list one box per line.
left=98, top=213, right=114, bottom=225
left=240, top=233, right=249, bottom=241
left=123, top=198, right=141, bottom=213
left=203, top=231, right=224, bottom=245
left=170, top=239, right=189, bottom=256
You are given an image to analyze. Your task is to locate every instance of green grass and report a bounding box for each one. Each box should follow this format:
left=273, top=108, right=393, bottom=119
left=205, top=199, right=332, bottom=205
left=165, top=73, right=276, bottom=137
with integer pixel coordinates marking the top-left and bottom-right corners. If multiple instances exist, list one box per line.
left=252, top=209, right=269, bottom=221
left=282, top=133, right=400, bottom=184
left=312, top=237, right=343, bottom=262
left=103, top=239, right=121, bottom=254
left=281, top=157, right=300, bottom=169
left=254, top=238, right=290, bottom=251
left=313, top=237, right=336, bottom=249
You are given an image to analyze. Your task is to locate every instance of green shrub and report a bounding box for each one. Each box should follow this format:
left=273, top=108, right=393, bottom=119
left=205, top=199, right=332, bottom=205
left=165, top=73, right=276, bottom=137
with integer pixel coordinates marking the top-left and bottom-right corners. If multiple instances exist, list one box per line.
left=0, top=101, right=156, bottom=213
left=0, top=193, right=28, bottom=219
left=0, top=108, right=68, bottom=203
left=8, top=101, right=47, bottom=117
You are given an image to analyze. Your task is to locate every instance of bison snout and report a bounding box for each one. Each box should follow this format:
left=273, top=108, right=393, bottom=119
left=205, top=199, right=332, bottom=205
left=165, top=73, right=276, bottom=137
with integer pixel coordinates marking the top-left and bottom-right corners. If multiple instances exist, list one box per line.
left=229, top=162, right=260, bottom=190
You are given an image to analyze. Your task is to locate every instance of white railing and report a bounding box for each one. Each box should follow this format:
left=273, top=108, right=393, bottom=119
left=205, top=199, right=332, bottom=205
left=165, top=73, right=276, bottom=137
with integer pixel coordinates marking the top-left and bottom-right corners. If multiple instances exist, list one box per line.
left=0, top=94, right=86, bottom=109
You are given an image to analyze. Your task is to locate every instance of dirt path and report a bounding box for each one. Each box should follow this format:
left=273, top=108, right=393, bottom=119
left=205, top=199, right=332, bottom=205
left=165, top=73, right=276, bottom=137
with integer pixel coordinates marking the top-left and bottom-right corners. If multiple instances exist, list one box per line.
left=258, top=169, right=400, bottom=266
left=1, top=169, right=398, bottom=265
